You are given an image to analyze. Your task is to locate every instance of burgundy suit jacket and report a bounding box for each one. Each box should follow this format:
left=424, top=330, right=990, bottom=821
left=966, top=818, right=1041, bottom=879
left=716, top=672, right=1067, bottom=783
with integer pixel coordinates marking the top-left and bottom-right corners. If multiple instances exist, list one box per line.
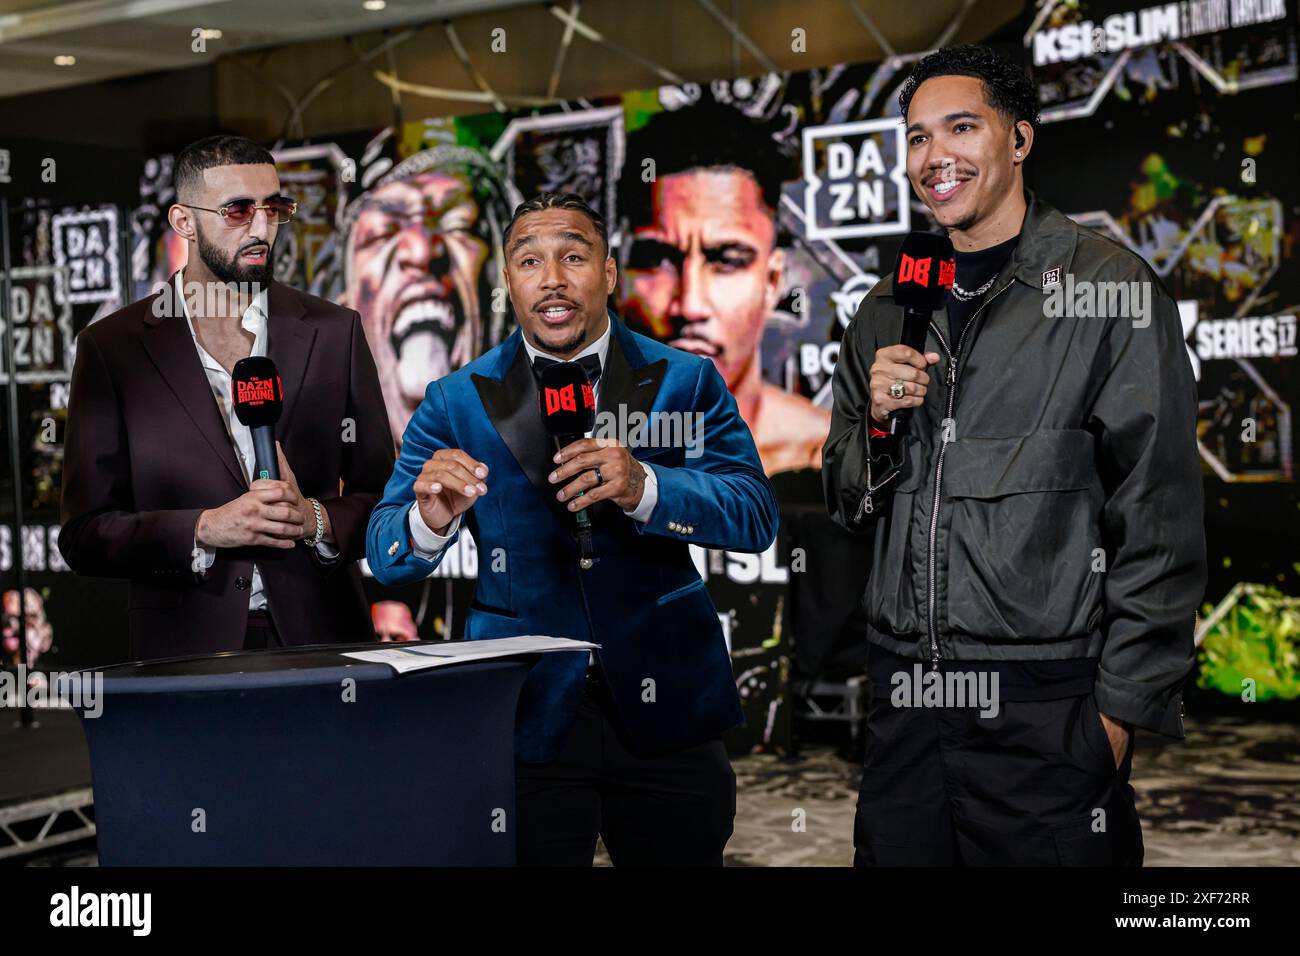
left=59, top=278, right=396, bottom=661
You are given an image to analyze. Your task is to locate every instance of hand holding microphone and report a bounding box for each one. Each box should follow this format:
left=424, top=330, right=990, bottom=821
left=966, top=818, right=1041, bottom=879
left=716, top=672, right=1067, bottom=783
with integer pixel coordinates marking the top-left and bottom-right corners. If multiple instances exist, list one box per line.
left=868, top=231, right=954, bottom=431
left=195, top=483, right=306, bottom=549
left=538, top=358, right=643, bottom=510
left=869, top=346, right=941, bottom=424
left=538, top=360, right=603, bottom=569
left=197, top=359, right=311, bottom=549
left=549, top=437, right=646, bottom=513
left=196, top=443, right=310, bottom=549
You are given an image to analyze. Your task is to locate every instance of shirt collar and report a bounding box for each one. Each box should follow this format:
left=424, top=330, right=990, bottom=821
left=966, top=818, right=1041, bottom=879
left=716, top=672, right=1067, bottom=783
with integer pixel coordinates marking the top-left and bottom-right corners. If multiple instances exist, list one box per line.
left=174, top=270, right=270, bottom=359
left=520, top=311, right=611, bottom=370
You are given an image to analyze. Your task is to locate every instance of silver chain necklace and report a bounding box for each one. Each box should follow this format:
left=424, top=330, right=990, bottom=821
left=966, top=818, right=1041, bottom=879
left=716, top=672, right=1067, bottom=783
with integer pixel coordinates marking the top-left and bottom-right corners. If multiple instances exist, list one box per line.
left=950, top=273, right=998, bottom=302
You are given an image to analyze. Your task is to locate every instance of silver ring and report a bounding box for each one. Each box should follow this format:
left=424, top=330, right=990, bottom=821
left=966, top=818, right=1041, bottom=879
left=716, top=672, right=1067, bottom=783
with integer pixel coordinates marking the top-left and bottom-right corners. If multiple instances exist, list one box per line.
left=593, top=467, right=604, bottom=486
left=889, top=380, right=907, bottom=400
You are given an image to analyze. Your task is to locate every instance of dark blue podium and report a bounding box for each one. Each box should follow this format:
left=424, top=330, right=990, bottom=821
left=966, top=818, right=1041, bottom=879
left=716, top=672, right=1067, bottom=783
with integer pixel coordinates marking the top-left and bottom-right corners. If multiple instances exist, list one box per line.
left=75, top=644, right=535, bottom=866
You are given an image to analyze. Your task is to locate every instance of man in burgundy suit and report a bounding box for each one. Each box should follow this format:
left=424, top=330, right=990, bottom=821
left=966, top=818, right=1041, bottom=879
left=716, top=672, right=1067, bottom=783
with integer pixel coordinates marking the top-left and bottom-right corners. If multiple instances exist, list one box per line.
left=59, top=135, right=395, bottom=660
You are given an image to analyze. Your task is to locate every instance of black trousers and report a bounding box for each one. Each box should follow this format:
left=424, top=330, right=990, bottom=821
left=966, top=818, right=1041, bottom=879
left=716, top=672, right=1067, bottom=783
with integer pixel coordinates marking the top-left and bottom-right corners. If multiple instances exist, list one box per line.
left=514, top=669, right=736, bottom=866
left=242, top=610, right=283, bottom=651
left=854, top=686, right=1144, bottom=866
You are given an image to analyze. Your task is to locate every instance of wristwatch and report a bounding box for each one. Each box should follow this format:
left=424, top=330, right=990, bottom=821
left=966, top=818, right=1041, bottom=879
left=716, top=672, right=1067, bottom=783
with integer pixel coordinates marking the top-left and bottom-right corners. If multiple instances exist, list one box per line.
left=303, top=497, right=325, bottom=547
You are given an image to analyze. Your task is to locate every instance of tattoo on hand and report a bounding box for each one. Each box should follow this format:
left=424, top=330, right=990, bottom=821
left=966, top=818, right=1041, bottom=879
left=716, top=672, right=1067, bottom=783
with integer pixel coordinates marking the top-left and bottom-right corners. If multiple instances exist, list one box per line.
left=627, top=461, right=644, bottom=503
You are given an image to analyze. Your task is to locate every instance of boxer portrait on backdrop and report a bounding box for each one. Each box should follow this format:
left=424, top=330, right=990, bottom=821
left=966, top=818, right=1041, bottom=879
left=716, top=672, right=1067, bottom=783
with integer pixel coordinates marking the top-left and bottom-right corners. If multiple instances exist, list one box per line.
left=366, top=191, right=778, bottom=866
left=340, top=142, right=512, bottom=446
left=823, top=45, right=1207, bottom=866
left=619, top=103, right=832, bottom=476
left=59, top=135, right=395, bottom=660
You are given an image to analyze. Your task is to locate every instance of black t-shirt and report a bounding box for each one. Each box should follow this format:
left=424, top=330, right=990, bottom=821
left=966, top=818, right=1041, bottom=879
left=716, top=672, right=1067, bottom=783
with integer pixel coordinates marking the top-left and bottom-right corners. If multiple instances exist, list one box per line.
left=875, top=233, right=1097, bottom=701
left=947, top=234, right=1018, bottom=345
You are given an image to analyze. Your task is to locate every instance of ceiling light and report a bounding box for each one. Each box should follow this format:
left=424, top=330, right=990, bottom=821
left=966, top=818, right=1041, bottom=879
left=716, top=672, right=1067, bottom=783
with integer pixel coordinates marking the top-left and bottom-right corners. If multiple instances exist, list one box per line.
left=197, top=28, right=223, bottom=40
left=53, top=55, right=76, bottom=66
left=363, top=0, right=387, bottom=10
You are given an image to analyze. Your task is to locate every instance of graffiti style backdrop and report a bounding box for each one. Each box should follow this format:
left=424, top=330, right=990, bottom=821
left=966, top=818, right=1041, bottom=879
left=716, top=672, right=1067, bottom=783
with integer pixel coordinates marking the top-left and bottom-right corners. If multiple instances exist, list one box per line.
left=3, top=3, right=1297, bottom=755
left=1028, top=0, right=1299, bottom=705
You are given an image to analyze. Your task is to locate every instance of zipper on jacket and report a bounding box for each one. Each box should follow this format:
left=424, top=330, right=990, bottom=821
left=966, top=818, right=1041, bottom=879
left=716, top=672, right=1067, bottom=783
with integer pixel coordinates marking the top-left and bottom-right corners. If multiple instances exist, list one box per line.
left=924, top=283, right=1011, bottom=670
left=853, top=445, right=904, bottom=522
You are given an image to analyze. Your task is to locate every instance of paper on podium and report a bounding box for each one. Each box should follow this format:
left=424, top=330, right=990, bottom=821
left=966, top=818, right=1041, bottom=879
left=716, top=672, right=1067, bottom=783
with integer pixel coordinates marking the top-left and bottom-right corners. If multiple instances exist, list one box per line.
left=342, top=636, right=599, bottom=674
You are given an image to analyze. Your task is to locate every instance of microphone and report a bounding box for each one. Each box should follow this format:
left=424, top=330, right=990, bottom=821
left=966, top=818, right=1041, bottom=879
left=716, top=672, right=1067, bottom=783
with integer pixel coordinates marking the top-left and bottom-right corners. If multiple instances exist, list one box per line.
left=231, top=356, right=284, bottom=481
left=538, top=360, right=598, bottom=570
left=888, top=231, right=954, bottom=438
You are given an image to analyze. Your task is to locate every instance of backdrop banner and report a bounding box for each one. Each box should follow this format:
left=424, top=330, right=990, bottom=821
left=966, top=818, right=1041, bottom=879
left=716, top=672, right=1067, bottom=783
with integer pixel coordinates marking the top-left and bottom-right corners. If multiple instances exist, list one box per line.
left=4, top=5, right=1297, bottom=756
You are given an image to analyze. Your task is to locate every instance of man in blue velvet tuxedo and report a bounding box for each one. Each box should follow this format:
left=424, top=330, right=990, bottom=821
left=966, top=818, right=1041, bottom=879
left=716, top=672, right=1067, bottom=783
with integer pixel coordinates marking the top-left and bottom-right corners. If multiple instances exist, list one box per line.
left=367, top=192, right=778, bottom=865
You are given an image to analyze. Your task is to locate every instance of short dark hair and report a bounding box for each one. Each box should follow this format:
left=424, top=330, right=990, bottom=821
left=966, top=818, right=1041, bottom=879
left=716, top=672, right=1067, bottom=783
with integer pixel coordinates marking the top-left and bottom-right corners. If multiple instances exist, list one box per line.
left=898, top=44, right=1040, bottom=136
left=503, top=192, right=609, bottom=257
left=175, top=134, right=277, bottom=198
left=618, top=103, right=790, bottom=227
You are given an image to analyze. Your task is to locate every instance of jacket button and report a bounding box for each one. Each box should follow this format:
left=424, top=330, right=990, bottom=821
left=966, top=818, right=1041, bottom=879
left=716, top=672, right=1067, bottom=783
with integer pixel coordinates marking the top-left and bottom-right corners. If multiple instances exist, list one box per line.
left=235, top=576, right=250, bottom=591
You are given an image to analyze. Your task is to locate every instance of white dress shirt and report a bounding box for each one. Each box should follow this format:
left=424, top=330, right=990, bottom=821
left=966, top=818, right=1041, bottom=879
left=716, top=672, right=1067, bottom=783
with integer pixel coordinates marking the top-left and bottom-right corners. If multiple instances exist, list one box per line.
left=407, top=313, right=659, bottom=558
left=179, top=272, right=339, bottom=609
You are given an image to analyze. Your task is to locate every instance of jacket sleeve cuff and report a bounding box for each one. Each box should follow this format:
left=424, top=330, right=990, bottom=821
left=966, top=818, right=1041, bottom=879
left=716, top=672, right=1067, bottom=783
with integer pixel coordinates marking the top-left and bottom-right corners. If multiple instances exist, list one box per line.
left=623, top=462, right=658, bottom=523
left=408, top=502, right=461, bottom=560
left=191, top=537, right=216, bottom=576
left=313, top=538, right=341, bottom=561
left=853, top=423, right=906, bottom=521
left=1094, top=667, right=1186, bottom=738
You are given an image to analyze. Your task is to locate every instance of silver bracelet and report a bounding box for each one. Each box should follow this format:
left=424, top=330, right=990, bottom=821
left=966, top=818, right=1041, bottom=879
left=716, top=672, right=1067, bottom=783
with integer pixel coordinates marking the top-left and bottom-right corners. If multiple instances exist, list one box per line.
left=304, top=497, right=325, bottom=547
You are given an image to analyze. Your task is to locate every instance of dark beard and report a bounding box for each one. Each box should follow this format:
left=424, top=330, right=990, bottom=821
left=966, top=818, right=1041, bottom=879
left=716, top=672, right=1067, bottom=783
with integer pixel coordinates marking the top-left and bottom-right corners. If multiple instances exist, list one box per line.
left=196, top=223, right=273, bottom=286
left=947, top=210, right=979, bottom=234
left=545, top=329, right=590, bottom=356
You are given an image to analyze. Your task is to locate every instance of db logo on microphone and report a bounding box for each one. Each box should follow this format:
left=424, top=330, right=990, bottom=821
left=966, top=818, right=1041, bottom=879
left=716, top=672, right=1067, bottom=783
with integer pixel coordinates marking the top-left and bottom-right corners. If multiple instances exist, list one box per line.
left=545, top=384, right=577, bottom=414
left=543, top=383, right=595, bottom=415
left=897, top=254, right=955, bottom=290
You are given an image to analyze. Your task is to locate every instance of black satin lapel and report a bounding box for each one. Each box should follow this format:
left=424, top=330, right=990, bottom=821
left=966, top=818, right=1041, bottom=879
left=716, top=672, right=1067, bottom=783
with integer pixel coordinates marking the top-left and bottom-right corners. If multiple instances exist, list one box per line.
left=472, top=342, right=569, bottom=521
left=592, top=333, right=668, bottom=524
left=597, top=333, right=668, bottom=425
left=266, top=283, right=315, bottom=434
left=141, top=305, right=248, bottom=490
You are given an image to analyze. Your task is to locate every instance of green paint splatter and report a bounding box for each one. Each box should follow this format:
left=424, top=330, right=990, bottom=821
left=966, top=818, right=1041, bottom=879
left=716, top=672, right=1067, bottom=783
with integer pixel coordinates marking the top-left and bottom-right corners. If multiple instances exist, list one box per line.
left=1198, top=584, right=1300, bottom=701
left=623, top=90, right=665, bottom=135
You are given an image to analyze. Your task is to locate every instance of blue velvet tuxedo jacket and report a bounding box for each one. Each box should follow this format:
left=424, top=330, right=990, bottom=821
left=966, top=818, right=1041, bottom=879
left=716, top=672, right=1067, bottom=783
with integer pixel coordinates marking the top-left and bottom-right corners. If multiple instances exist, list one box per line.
left=366, top=315, right=778, bottom=762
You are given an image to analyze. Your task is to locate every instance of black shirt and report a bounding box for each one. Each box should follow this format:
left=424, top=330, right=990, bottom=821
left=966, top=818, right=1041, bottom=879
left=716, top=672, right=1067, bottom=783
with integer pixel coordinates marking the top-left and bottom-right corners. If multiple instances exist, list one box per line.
left=947, top=234, right=1018, bottom=346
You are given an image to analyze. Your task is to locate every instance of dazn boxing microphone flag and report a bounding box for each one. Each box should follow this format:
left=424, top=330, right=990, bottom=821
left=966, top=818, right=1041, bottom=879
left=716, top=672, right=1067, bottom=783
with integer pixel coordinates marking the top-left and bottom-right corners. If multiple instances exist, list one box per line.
left=231, top=356, right=284, bottom=481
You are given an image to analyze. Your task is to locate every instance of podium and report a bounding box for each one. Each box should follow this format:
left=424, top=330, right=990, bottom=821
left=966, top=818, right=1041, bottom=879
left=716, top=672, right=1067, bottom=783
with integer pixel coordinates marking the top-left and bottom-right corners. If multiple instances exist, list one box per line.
left=75, top=644, right=532, bottom=866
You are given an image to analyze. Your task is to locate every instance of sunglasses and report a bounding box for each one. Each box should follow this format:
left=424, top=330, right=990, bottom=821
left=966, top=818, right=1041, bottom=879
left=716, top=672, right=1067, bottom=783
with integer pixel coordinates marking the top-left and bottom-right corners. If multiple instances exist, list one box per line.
left=182, top=197, right=298, bottom=226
